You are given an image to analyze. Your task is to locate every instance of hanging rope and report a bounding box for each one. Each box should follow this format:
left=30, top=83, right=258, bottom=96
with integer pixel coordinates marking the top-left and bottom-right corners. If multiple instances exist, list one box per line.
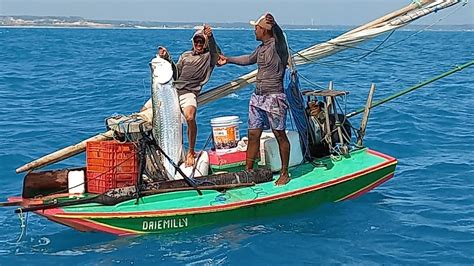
left=16, top=208, right=28, bottom=242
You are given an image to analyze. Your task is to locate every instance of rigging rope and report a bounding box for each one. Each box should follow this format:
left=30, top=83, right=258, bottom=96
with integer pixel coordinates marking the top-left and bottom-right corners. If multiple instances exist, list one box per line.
left=198, top=0, right=463, bottom=106
left=379, top=0, right=468, bottom=51
left=346, top=60, right=474, bottom=118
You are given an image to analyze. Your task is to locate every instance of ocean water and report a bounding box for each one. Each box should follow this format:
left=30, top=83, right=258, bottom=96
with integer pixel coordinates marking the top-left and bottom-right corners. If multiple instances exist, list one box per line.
left=0, top=28, right=473, bottom=264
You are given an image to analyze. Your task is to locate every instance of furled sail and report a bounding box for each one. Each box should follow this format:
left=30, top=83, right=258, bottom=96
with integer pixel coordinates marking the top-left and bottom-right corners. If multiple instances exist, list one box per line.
left=197, top=0, right=461, bottom=105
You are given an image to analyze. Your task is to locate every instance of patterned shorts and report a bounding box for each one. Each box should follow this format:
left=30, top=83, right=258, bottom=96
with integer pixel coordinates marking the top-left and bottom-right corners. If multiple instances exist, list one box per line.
left=248, top=93, right=288, bottom=131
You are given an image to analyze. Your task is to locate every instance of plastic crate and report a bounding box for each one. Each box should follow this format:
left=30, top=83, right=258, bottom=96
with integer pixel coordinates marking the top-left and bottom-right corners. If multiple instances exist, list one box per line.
left=86, top=141, right=138, bottom=194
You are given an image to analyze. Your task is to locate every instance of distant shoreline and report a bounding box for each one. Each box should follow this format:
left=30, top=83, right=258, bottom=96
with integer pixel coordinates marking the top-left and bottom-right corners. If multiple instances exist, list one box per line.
left=1, top=25, right=473, bottom=32
left=1, top=15, right=473, bottom=31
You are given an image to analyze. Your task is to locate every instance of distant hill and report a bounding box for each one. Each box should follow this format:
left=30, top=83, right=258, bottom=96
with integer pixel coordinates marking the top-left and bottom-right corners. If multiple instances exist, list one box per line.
left=1, top=15, right=472, bottom=31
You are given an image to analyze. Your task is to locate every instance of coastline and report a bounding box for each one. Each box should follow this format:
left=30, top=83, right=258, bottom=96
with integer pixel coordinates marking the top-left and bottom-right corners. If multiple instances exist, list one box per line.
left=1, top=25, right=472, bottom=32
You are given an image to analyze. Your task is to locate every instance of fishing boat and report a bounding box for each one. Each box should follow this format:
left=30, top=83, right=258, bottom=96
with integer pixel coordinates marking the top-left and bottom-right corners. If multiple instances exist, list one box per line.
left=11, top=149, right=396, bottom=236
left=4, top=0, right=472, bottom=236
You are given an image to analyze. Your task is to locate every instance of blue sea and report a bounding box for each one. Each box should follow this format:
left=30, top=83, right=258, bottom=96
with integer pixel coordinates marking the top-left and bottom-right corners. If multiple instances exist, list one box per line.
left=0, top=27, right=473, bottom=264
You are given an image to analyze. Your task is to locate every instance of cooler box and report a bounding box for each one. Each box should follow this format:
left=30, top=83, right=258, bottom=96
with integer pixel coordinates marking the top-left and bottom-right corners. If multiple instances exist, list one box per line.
left=208, top=150, right=258, bottom=173
left=259, top=131, right=304, bottom=172
left=86, top=140, right=139, bottom=194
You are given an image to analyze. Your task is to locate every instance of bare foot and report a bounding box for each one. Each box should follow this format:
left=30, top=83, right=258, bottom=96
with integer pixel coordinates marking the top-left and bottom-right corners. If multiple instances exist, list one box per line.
left=274, top=172, right=290, bottom=186
left=185, top=151, right=195, bottom=167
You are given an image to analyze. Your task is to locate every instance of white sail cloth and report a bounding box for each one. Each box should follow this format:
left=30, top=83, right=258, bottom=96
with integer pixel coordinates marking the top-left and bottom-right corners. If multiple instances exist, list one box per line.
left=197, top=0, right=460, bottom=106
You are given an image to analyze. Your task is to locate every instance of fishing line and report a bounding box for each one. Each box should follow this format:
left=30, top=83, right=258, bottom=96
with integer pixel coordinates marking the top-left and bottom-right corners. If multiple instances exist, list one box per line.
left=141, top=78, right=149, bottom=106
left=189, top=133, right=215, bottom=186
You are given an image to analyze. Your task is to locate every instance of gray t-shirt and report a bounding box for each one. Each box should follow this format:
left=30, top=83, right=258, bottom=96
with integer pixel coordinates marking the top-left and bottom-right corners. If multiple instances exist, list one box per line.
left=227, top=25, right=288, bottom=95
left=174, top=35, right=220, bottom=96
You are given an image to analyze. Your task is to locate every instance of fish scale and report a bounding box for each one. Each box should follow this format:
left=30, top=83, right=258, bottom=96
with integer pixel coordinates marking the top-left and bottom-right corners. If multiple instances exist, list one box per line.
left=151, top=58, right=183, bottom=180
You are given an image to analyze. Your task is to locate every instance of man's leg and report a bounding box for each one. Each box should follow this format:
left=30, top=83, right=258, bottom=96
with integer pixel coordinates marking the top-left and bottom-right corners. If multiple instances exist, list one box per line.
left=182, top=105, right=197, bottom=167
left=246, top=128, right=263, bottom=170
left=272, top=129, right=290, bottom=185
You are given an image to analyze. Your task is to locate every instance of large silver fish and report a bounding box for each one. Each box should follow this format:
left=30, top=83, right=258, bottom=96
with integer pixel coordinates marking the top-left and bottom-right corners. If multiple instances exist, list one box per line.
left=150, top=57, right=183, bottom=180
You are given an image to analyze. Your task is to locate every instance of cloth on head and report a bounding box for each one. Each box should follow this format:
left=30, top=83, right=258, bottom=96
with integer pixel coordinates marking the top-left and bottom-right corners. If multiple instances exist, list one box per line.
left=192, top=29, right=209, bottom=50
left=250, top=14, right=272, bottom=30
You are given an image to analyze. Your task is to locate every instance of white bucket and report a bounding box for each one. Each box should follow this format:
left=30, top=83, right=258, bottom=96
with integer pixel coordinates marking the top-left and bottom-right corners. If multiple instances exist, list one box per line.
left=210, top=116, right=241, bottom=154
left=68, top=170, right=85, bottom=196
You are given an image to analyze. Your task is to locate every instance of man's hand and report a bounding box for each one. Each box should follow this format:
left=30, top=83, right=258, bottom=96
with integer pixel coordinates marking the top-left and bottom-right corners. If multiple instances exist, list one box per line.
left=217, top=54, right=228, bottom=67
left=203, top=24, right=213, bottom=37
left=265, top=13, right=275, bottom=27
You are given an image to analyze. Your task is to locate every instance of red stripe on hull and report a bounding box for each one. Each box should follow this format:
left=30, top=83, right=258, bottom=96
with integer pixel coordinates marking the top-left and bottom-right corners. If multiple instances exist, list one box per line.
left=38, top=210, right=135, bottom=235
left=367, top=149, right=396, bottom=161
left=343, top=173, right=394, bottom=201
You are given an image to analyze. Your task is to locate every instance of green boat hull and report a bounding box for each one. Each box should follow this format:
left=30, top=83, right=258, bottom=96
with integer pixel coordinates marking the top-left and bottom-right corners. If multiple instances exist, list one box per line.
left=38, top=148, right=397, bottom=235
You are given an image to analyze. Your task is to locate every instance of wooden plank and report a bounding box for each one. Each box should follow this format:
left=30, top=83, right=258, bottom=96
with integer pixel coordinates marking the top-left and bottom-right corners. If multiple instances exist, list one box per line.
left=357, top=83, right=376, bottom=147
left=329, top=82, right=346, bottom=154
left=15, top=131, right=114, bottom=173
left=302, top=89, right=349, bottom=97
left=323, top=82, right=333, bottom=149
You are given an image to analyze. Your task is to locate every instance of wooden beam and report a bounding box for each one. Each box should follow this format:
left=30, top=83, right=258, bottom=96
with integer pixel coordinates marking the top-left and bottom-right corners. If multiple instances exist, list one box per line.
left=16, top=109, right=153, bottom=173
left=357, top=83, right=376, bottom=147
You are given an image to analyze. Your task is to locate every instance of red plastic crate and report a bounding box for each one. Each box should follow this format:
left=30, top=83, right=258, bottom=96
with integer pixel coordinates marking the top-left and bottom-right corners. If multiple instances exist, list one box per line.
left=86, top=141, right=138, bottom=194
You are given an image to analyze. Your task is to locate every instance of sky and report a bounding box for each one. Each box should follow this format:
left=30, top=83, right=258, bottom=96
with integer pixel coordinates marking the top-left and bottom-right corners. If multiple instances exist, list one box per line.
left=1, top=0, right=473, bottom=25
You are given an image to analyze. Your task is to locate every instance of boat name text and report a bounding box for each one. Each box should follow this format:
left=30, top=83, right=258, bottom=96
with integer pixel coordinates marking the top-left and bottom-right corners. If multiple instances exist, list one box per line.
left=142, top=218, right=188, bottom=231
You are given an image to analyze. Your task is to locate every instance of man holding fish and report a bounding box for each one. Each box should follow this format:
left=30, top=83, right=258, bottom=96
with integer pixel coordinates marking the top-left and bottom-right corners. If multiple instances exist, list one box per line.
left=144, top=25, right=222, bottom=167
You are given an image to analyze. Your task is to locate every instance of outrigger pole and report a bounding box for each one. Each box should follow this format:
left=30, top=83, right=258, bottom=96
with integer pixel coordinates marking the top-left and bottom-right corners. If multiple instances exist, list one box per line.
left=347, top=60, right=474, bottom=118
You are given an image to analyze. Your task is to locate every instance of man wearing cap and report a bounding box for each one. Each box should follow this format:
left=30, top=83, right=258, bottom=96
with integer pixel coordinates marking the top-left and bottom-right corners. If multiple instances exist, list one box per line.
left=217, top=13, right=291, bottom=186
left=144, top=25, right=221, bottom=167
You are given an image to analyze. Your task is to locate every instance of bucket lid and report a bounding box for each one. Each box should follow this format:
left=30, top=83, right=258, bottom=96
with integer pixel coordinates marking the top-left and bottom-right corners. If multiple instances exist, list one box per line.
left=210, top=116, right=240, bottom=125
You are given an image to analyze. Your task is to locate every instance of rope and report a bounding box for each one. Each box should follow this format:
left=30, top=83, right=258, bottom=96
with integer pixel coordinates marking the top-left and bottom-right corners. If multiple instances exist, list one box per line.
left=288, top=1, right=466, bottom=71
left=288, top=36, right=394, bottom=67
left=355, top=30, right=395, bottom=61
left=379, top=1, right=468, bottom=52
left=347, top=60, right=474, bottom=118
left=189, top=133, right=215, bottom=186
left=16, top=208, right=28, bottom=242
left=297, top=72, right=327, bottom=90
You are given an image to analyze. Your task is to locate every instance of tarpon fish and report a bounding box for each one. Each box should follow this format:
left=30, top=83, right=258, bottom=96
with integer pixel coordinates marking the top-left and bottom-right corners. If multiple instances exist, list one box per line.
left=150, top=57, right=183, bottom=180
